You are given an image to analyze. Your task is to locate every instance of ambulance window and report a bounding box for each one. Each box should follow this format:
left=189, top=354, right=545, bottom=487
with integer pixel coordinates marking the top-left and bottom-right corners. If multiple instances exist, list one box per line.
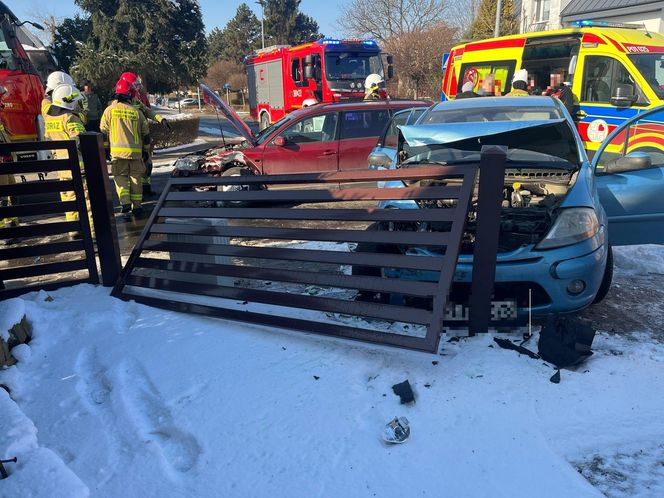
left=340, top=109, right=391, bottom=139
left=291, top=58, right=302, bottom=84
left=459, top=61, right=515, bottom=96
left=582, top=56, right=639, bottom=103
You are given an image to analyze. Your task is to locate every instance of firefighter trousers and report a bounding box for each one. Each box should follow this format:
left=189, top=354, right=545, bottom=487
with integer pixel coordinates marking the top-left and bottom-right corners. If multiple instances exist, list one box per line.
left=111, top=158, right=145, bottom=209
left=0, top=173, right=18, bottom=229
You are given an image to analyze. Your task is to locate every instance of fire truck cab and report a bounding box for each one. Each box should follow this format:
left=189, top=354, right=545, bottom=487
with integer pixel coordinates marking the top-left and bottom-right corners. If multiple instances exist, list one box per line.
left=246, top=38, right=391, bottom=129
left=0, top=1, right=46, bottom=144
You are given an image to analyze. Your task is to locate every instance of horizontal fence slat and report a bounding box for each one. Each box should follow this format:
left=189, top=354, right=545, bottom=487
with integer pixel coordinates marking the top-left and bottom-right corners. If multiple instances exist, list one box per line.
left=157, top=206, right=459, bottom=222
left=149, top=222, right=452, bottom=246
left=135, top=257, right=438, bottom=297
left=118, top=292, right=431, bottom=351
left=0, top=201, right=78, bottom=218
left=165, top=185, right=462, bottom=203
left=0, top=259, right=90, bottom=281
left=170, top=165, right=473, bottom=186
left=142, top=240, right=445, bottom=271
left=125, top=275, right=432, bottom=325
left=0, top=140, right=76, bottom=153
left=0, top=240, right=84, bottom=260
left=0, top=180, right=74, bottom=197
left=0, top=159, right=74, bottom=175
left=0, top=278, right=93, bottom=300
left=0, top=221, right=79, bottom=239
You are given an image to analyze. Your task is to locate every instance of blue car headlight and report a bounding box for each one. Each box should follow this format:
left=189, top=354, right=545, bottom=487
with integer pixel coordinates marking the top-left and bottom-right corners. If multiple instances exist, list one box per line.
left=536, top=208, right=599, bottom=250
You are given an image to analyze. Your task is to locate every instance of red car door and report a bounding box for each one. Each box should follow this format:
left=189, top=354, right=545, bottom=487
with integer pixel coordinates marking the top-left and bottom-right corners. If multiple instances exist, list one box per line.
left=338, top=109, right=391, bottom=170
left=261, top=112, right=339, bottom=174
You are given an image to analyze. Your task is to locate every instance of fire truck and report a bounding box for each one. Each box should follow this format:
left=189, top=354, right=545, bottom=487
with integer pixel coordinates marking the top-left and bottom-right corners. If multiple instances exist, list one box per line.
left=0, top=1, right=46, bottom=144
left=246, top=38, right=393, bottom=129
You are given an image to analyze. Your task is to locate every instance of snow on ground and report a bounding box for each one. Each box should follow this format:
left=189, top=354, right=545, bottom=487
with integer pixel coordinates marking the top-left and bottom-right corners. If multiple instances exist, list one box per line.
left=1, top=247, right=664, bottom=497
left=613, top=244, right=664, bottom=276
left=199, top=125, right=240, bottom=137
left=154, top=138, right=207, bottom=154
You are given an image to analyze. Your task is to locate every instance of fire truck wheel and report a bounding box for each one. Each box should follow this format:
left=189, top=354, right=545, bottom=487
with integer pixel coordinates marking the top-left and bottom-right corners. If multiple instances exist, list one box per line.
left=259, top=112, right=270, bottom=131
left=216, top=166, right=254, bottom=207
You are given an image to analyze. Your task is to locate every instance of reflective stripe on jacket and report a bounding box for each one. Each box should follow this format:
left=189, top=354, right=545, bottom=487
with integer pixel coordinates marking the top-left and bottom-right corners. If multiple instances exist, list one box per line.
left=44, top=109, right=85, bottom=167
left=100, top=100, right=149, bottom=159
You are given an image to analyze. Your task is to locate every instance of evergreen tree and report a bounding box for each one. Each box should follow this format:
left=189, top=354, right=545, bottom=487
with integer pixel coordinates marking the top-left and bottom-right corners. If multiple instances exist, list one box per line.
left=466, top=0, right=518, bottom=40
left=71, top=0, right=207, bottom=97
left=263, top=0, right=321, bottom=45
left=52, top=15, right=92, bottom=73
left=208, top=3, right=260, bottom=64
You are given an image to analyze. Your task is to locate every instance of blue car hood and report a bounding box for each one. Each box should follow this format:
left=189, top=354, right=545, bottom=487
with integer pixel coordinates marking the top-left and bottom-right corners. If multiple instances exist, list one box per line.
left=399, top=119, right=567, bottom=147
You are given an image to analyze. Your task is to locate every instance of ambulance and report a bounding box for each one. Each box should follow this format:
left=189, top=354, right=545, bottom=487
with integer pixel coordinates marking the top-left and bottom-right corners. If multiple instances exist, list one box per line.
left=441, top=21, right=664, bottom=159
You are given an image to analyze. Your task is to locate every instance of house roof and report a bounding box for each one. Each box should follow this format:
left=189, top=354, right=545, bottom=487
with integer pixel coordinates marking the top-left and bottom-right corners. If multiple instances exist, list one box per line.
left=562, top=0, right=663, bottom=17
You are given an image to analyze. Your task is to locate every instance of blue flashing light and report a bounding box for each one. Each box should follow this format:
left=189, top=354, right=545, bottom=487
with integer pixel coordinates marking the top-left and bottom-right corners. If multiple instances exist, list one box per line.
left=572, top=20, right=608, bottom=27
left=321, top=38, right=341, bottom=45
left=362, top=40, right=377, bottom=46
left=571, top=19, right=640, bottom=29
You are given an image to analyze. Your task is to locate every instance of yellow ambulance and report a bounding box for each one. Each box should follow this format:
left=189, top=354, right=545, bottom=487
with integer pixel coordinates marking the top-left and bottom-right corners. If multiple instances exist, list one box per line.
left=441, top=21, right=664, bottom=157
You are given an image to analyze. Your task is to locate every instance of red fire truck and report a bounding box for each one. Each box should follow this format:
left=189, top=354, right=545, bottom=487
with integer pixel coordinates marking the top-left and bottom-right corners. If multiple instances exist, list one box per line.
left=0, top=1, right=46, bottom=144
left=246, top=38, right=392, bottom=129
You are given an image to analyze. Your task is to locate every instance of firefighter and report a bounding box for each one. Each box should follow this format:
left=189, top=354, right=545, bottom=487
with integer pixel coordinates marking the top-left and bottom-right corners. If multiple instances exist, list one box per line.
left=364, top=73, right=387, bottom=100
left=43, top=83, right=89, bottom=226
left=505, top=69, right=530, bottom=97
left=100, top=79, right=150, bottom=217
left=119, top=72, right=171, bottom=196
left=0, top=85, right=18, bottom=232
left=42, top=71, right=88, bottom=130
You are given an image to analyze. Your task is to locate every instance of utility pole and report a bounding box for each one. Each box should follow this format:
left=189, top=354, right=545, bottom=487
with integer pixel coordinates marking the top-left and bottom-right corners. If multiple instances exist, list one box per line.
left=494, top=0, right=503, bottom=37
left=256, top=1, right=265, bottom=49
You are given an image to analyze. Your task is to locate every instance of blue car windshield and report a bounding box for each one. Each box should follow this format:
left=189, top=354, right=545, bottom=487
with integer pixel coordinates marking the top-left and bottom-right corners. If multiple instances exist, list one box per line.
left=420, top=105, right=564, bottom=124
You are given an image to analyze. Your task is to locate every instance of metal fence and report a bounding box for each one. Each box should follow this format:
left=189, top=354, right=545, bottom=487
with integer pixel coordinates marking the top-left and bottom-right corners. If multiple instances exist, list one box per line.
left=0, top=135, right=121, bottom=299
left=112, top=149, right=505, bottom=353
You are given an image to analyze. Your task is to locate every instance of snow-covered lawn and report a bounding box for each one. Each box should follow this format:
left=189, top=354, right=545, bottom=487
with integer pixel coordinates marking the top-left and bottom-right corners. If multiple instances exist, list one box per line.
left=1, top=247, right=664, bottom=497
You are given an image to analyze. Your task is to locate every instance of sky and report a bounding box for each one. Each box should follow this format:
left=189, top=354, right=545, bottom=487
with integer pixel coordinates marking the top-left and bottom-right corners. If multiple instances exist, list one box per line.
left=12, top=0, right=343, bottom=43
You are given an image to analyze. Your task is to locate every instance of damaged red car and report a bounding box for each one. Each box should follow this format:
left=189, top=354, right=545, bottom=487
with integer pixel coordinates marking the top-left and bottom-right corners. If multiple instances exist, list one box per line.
left=172, top=84, right=430, bottom=179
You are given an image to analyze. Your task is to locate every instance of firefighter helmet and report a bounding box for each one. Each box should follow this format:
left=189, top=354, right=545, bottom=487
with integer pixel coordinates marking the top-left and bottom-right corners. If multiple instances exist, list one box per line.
left=512, top=69, right=529, bottom=84
left=51, top=84, right=82, bottom=110
left=364, top=73, right=384, bottom=91
left=46, top=71, right=75, bottom=93
left=120, top=71, right=143, bottom=90
left=115, top=79, right=136, bottom=98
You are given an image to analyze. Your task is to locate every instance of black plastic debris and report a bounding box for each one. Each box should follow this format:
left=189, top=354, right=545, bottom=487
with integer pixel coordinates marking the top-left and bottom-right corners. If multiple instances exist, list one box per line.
left=493, top=337, right=540, bottom=359
left=549, top=369, right=561, bottom=384
left=538, top=316, right=595, bottom=368
left=392, top=380, right=415, bottom=404
left=0, top=457, right=17, bottom=479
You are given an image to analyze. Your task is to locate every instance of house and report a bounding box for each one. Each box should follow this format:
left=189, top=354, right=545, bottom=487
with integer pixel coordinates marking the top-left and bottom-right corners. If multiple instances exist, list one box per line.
left=520, top=0, right=664, bottom=33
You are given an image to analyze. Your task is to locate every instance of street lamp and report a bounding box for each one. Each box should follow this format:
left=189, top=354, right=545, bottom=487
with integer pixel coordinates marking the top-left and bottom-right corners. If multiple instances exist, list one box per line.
left=256, top=0, right=265, bottom=49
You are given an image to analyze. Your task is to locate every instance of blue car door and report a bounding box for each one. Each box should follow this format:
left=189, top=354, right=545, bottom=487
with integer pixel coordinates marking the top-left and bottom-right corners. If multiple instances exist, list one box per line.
left=592, top=105, right=664, bottom=245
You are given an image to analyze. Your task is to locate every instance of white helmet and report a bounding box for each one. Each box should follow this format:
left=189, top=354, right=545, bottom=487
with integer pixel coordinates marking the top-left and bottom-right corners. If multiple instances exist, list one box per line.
left=364, top=73, right=384, bottom=91
left=46, top=71, right=75, bottom=93
left=512, top=69, right=528, bottom=84
left=51, top=83, right=83, bottom=110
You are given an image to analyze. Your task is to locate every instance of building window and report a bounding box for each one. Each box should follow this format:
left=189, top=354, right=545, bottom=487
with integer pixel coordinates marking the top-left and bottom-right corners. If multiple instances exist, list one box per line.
left=535, top=0, right=551, bottom=22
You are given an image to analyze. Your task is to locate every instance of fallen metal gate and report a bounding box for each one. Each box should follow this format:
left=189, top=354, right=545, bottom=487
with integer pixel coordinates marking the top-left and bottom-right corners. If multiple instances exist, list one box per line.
left=0, top=135, right=122, bottom=299
left=112, top=147, right=505, bottom=353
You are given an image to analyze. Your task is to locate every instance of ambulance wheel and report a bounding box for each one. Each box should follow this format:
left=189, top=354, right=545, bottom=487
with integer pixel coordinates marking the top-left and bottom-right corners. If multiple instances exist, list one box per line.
left=216, top=167, right=254, bottom=207
left=593, top=245, right=613, bottom=304
left=259, top=112, right=270, bottom=130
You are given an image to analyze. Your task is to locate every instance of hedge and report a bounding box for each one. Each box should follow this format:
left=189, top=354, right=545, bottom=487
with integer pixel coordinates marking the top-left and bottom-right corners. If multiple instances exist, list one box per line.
left=151, top=115, right=200, bottom=150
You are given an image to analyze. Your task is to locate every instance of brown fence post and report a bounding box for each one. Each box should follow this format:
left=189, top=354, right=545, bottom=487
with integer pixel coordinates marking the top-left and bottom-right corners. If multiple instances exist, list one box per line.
left=468, top=145, right=507, bottom=336
left=79, top=133, right=122, bottom=287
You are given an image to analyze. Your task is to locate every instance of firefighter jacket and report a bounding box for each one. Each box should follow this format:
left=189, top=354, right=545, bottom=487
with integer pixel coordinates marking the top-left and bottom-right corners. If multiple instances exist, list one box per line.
left=100, top=99, right=150, bottom=160
left=505, top=88, right=530, bottom=97
left=0, top=121, right=10, bottom=143
left=42, top=96, right=88, bottom=125
left=44, top=106, right=86, bottom=167
left=134, top=99, right=164, bottom=124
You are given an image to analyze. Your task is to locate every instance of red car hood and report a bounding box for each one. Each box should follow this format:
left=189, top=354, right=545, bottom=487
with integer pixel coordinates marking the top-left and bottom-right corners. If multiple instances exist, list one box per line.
left=200, top=84, right=255, bottom=144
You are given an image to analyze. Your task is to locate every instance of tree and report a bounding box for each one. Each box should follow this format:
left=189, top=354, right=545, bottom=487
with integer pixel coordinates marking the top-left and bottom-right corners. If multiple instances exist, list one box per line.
left=337, top=0, right=447, bottom=43
left=51, top=15, right=92, bottom=73
left=208, top=4, right=260, bottom=64
left=385, top=23, right=458, bottom=98
left=466, top=0, right=519, bottom=40
left=71, top=0, right=207, bottom=98
left=205, top=60, right=246, bottom=93
left=263, top=0, right=321, bottom=45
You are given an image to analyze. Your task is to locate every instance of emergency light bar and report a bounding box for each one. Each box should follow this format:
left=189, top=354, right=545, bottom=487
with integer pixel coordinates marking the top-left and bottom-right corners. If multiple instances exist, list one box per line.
left=571, top=19, right=642, bottom=29
left=320, top=38, right=378, bottom=46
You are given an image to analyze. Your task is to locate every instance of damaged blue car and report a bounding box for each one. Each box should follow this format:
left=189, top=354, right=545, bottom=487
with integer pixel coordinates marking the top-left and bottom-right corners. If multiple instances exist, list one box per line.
left=361, top=97, right=664, bottom=318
